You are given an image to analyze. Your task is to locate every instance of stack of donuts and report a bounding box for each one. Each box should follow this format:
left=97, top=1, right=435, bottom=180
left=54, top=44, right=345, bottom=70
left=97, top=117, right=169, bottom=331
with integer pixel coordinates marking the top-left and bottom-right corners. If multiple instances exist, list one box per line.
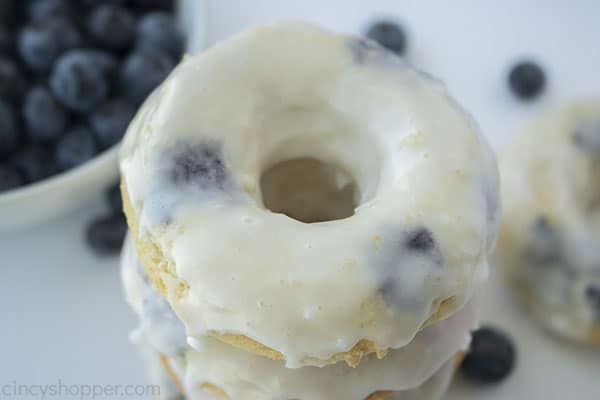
left=119, top=22, right=500, bottom=400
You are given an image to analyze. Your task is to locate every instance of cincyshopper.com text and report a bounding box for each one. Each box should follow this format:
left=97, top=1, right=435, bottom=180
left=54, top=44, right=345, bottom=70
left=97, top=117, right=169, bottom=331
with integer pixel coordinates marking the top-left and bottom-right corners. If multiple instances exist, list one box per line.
left=1, top=380, right=160, bottom=399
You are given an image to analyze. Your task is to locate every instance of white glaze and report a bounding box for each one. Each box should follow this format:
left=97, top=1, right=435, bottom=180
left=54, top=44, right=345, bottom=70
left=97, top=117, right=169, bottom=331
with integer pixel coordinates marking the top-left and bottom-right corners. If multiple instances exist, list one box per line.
left=385, top=358, right=455, bottom=400
left=122, top=235, right=187, bottom=357
left=120, top=21, right=498, bottom=366
left=138, top=344, right=184, bottom=400
left=495, top=99, right=600, bottom=342
left=179, top=306, right=474, bottom=400
left=122, top=237, right=476, bottom=400
left=178, top=357, right=457, bottom=400
left=155, top=354, right=455, bottom=400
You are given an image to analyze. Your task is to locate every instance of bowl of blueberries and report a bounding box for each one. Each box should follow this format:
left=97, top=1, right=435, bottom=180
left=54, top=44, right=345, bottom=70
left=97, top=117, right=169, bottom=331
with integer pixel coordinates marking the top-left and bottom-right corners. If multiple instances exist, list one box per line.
left=0, top=0, right=205, bottom=230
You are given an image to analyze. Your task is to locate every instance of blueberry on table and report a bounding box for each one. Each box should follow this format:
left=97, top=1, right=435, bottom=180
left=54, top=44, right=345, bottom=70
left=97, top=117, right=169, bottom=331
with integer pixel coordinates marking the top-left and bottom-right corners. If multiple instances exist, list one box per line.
left=0, top=99, right=19, bottom=158
left=50, top=50, right=109, bottom=112
left=508, top=61, right=546, bottom=100
left=11, top=146, right=55, bottom=183
left=137, top=12, right=184, bottom=58
left=365, top=20, right=407, bottom=56
left=106, top=183, right=122, bottom=213
left=0, top=164, right=23, bottom=192
left=0, top=56, right=27, bottom=104
left=86, top=213, right=127, bottom=256
left=119, top=48, right=175, bottom=105
left=87, top=4, right=136, bottom=52
left=23, top=86, right=69, bottom=143
left=461, top=326, right=516, bottom=384
left=27, top=0, right=75, bottom=24
left=18, top=18, right=83, bottom=73
left=54, top=125, right=97, bottom=171
left=89, top=99, right=135, bottom=150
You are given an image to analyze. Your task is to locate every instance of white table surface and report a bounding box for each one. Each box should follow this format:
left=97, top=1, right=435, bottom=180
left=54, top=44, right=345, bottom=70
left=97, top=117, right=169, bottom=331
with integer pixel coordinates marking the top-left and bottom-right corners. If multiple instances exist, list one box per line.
left=2, top=0, right=600, bottom=399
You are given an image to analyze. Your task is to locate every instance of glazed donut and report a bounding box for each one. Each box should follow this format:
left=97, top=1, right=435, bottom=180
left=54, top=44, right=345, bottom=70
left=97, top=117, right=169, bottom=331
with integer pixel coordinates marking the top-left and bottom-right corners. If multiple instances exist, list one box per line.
left=364, top=359, right=455, bottom=400
left=178, top=324, right=470, bottom=400
left=137, top=345, right=184, bottom=400
left=154, top=355, right=456, bottom=400
left=121, top=235, right=472, bottom=400
left=176, top=358, right=458, bottom=400
left=120, top=21, right=498, bottom=367
left=495, top=99, right=600, bottom=344
left=121, top=234, right=187, bottom=358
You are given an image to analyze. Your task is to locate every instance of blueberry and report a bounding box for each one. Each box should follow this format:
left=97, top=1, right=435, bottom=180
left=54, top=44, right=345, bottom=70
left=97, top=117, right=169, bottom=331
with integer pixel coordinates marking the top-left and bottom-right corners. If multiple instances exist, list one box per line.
left=77, top=49, right=118, bottom=78
left=508, top=61, right=545, bottom=100
left=0, top=164, right=23, bottom=192
left=461, top=327, right=516, bottom=384
left=11, top=146, right=55, bottom=183
left=82, top=0, right=127, bottom=6
left=585, top=285, right=600, bottom=319
left=50, top=50, right=109, bottom=112
left=137, top=12, right=183, bottom=58
left=119, top=48, right=175, bottom=105
left=87, top=4, right=136, bottom=51
left=28, top=0, right=75, bottom=24
left=23, top=86, right=69, bottom=143
left=54, top=125, right=97, bottom=171
left=106, top=182, right=122, bottom=212
left=85, top=213, right=127, bottom=256
left=365, top=20, right=407, bottom=56
left=378, top=279, right=398, bottom=307
left=405, top=228, right=435, bottom=252
left=0, top=99, right=19, bottom=158
left=0, top=56, right=27, bottom=104
left=404, top=227, right=443, bottom=265
left=573, top=119, right=600, bottom=155
left=0, top=0, right=24, bottom=29
left=168, top=141, right=228, bottom=190
left=18, top=18, right=83, bottom=73
left=525, top=217, right=562, bottom=264
left=129, top=0, right=175, bottom=12
left=0, top=26, right=14, bottom=55
left=89, top=98, right=135, bottom=149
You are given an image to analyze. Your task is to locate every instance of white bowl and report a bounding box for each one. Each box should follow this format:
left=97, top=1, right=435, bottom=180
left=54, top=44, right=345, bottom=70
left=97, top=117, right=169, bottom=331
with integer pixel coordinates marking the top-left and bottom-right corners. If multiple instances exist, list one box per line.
left=0, top=0, right=207, bottom=231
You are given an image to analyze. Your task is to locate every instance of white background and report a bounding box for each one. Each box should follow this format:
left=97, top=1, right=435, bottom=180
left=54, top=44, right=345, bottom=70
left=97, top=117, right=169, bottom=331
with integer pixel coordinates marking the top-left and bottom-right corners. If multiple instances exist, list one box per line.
left=2, top=0, right=600, bottom=399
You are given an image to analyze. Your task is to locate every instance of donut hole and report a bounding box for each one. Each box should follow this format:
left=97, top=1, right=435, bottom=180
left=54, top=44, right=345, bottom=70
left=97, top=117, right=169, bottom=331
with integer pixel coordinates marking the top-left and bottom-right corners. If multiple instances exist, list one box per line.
left=260, top=157, right=359, bottom=223
left=247, top=103, right=382, bottom=223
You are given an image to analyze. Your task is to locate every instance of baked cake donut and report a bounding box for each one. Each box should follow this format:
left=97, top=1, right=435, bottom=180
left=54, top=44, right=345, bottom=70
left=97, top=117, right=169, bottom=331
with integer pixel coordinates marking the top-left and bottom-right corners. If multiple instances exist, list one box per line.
left=495, top=99, right=600, bottom=344
left=121, top=235, right=470, bottom=400
left=145, top=351, right=456, bottom=400
left=119, top=21, right=499, bottom=369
